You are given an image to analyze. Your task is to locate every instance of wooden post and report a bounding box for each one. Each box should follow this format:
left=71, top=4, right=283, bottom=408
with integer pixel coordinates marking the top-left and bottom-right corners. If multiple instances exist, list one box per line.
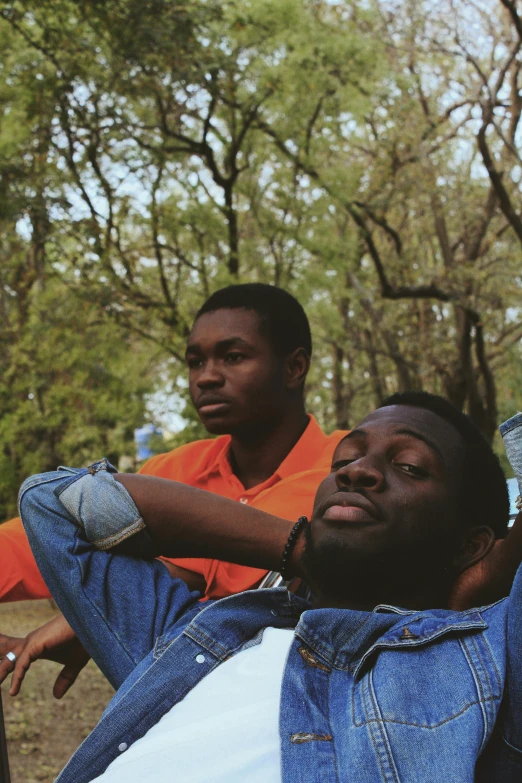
left=0, top=691, right=11, bottom=783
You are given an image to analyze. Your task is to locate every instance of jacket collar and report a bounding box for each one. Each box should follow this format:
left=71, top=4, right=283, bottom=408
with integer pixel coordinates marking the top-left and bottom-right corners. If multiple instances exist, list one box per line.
left=295, top=604, right=489, bottom=677
left=182, top=588, right=490, bottom=677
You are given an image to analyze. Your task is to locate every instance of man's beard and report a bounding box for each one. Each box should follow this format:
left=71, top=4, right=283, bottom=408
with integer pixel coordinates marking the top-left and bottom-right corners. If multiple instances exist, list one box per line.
left=300, top=523, right=451, bottom=608
left=299, top=523, right=389, bottom=604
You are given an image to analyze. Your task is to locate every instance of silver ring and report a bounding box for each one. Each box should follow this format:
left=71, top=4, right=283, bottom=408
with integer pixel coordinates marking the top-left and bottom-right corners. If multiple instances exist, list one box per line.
left=5, top=652, right=16, bottom=663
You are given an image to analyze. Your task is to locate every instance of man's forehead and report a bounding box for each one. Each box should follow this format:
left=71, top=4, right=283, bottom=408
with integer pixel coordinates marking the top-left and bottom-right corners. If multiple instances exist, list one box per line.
left=187, top=308, right=265, bottom=348
left=337, top=405, right=465, bottom=461
left=189, top=308, right=262, bottom=339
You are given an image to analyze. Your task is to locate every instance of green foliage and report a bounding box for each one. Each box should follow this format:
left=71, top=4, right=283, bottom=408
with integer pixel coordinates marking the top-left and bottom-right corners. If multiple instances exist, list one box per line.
left=0, top=0, right=521, bottom=518
left=0, top=274, right=156, bottom=517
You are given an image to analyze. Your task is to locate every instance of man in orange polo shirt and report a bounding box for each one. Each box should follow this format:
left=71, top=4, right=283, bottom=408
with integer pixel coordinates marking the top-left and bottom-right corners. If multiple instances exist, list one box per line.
left=0, top=283, right=345, bottom=603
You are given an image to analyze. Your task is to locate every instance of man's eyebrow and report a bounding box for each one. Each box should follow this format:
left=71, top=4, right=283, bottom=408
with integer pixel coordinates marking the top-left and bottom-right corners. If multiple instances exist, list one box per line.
left=185, top=337, right=252, bottom=356
left=340, top=429, right=367, bottom=443
left=393, top=428, right=444, bottom=459
left=332, top=429, right=367, bottom=454
left=332, top=427, right=444, bottom=460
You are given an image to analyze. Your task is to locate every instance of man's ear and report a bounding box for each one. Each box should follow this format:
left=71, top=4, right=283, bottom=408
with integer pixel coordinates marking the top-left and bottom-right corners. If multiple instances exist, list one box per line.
left=284, top=348, right=310, bottom=391
left=453, top=526, right=496, bottom=573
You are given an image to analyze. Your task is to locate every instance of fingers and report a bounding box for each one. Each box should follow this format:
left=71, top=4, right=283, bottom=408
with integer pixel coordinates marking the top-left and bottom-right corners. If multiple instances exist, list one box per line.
left=53, top=657, right=89, bottom=700
left=0, top=638, right=26, bottom=687
left=0, top=651, right=17, bottom=687
left=9, top=648, right=35, bottom=697
left=0, top=634, right=22, bottom=657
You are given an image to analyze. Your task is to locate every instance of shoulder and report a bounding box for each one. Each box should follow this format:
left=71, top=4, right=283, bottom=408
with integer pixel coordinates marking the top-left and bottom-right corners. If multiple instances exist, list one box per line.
left=138, top=437, right=229, bottom=481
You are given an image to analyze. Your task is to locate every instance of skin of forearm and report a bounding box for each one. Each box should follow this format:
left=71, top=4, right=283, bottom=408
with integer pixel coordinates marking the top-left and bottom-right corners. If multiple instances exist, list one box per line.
left=114, top=474, right=305, bottom=577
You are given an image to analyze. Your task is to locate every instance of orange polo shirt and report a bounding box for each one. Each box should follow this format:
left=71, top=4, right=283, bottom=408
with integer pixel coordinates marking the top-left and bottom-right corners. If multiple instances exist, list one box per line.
left=0, top=416, right=345, bottom=601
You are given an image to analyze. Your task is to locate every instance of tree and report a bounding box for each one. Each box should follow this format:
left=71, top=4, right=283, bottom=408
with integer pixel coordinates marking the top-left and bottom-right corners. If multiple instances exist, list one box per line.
left=0, top=0, right=520, bottom=454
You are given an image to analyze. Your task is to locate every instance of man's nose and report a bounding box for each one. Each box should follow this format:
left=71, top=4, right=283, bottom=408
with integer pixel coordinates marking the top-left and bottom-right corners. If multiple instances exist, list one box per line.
left=335, top=458, right=384, bottom=491
left=196, top=360, right=225, bottom=388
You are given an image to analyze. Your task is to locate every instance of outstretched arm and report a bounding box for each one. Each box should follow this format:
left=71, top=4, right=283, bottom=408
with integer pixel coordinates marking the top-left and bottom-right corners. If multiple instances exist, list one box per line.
left=8, top=463, right=304, bottom=698
left=112, top=472, right=303, bottom=572
left=39, top=461, right=304, bottom=575
left=16, top=462, right=305, bottom=690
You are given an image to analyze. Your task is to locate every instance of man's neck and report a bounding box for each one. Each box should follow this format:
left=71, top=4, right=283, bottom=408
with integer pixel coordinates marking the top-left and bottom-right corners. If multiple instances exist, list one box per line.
left=311, top=578, right=453, bottom=613
left=228, top=407, right=309, bottom=490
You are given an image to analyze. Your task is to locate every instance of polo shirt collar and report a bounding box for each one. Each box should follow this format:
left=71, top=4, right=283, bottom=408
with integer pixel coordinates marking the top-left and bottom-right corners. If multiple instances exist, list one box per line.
left=274, top=415, right=328, bottom=479
left=195, top=415, right=327, bottom=483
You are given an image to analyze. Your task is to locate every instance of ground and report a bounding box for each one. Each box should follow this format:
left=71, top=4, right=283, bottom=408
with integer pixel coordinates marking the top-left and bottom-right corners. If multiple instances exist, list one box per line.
left=0, top=600, right=114, bottom=783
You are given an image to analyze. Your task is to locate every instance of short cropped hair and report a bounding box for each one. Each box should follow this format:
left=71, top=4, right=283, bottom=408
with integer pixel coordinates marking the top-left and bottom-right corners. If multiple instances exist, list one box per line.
left=195, top=283, right=312, bottom=358
left=379, top=391, right=509, bottom=538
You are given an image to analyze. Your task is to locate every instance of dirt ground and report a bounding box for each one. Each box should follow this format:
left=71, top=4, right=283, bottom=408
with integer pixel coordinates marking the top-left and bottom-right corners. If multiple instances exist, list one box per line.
left=0, top=600, right=114, bottom=783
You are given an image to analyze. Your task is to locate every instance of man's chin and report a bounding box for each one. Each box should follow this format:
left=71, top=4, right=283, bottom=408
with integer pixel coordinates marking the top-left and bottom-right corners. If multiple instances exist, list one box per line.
left=301, top=525, right=389, bottom=601
left=197, top=411, right=239, bottom=435
left=201, top=419, right=234, bottom=435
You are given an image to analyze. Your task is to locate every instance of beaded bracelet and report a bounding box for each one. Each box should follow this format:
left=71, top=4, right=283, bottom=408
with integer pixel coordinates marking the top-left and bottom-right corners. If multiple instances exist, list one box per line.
left=280, top=516, right=308, bottom=581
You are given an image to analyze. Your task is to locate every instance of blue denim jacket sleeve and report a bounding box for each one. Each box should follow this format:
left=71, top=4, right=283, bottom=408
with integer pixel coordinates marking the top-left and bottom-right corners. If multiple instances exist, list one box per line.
left=18, top=460, right=201, bottom=690
left=53, top=458, right=150, bottom=550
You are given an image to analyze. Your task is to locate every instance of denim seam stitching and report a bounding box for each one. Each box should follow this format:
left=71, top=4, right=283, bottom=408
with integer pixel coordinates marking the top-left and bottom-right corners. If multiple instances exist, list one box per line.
left=18, top=473, right=75, bottom=514
left=66, top=642, right=223, bottom=779
left=363, top=671, right=398, bottom=783
left=296, top=612, right=376, bottom=670
left=325, top=658, right=340, bottom=783
left=92, top=519, right=146, bottom=550
left=361, top=675, right=387, bottom=782
left=71, top=526, right=138, bottom=682
left=351, top=620, right=487, bottom=678
left=369, top=669, right=400, bottom=783
left=470, top=631, right=503, bottom=752
left=183, top=626, right=229, bottom=659
left=478, top=628, right=502, bottom=694
left=460, top=636, right=490, bottom=753
left=352, top=658, right=498, bottom=729
left=354, top=700, right=496, bottom=729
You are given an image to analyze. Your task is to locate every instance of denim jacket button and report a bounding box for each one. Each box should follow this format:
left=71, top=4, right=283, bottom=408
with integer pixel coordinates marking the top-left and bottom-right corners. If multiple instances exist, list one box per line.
left=118, top=742, right=128, bottom=752
left=195, top=654, right=206, bottom=664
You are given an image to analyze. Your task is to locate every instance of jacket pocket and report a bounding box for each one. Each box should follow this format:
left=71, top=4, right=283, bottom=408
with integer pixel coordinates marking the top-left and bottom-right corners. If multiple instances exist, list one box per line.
left=352, top=633, right=502, bottom=729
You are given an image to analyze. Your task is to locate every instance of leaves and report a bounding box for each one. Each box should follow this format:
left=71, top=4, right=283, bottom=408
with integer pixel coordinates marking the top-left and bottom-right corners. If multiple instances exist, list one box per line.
left=0, top=0, right=520, bottom=523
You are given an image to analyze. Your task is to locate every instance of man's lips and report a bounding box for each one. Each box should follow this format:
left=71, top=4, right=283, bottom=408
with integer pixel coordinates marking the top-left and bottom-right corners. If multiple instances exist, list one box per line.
left=318, top=492, right=382, bottom=523
left=196, top=397, right=231, bottom=415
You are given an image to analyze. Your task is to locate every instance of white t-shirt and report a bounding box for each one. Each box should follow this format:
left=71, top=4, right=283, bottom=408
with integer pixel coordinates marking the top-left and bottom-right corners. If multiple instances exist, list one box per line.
left=91, top=627, right=294, bottom=783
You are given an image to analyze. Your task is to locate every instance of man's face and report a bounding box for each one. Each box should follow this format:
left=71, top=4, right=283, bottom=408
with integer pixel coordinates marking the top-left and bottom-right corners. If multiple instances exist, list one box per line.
left=186, top=308, right=288, bottom=436
left=305, top=405, right=467, bottom=604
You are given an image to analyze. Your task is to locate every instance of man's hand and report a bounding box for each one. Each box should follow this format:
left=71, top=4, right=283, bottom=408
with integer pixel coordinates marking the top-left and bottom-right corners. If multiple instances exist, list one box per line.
left=450, top=511, right=522, bottom=611
left=0, top=613, right=90, bottom=698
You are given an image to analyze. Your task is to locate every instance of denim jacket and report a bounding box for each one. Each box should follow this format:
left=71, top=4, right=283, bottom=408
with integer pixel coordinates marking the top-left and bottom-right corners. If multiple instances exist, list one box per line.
left=18, top=463, right=522, bottom=783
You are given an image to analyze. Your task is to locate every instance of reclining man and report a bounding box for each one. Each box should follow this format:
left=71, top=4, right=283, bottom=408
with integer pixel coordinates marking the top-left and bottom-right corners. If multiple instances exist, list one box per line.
left=8, top=392, right=522, bottom=781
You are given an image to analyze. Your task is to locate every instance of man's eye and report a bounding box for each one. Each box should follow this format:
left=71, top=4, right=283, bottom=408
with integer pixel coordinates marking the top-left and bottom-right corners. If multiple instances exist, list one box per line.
left=396, top=463, right=428, bottom=478
left=225, top=353, right=245, bottom=364
left=187, top=357, right=204, bottom=370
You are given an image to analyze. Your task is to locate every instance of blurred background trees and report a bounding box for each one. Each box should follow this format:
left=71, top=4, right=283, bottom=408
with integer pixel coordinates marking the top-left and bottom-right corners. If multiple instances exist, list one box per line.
left=0, top=0, right=521, bottom=514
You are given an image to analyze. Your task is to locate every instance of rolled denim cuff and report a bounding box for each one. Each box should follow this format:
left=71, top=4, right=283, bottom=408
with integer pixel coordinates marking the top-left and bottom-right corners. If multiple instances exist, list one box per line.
left=500, top=413, right=522, bottom=496
left=56, top=460, right=147, bottom=550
